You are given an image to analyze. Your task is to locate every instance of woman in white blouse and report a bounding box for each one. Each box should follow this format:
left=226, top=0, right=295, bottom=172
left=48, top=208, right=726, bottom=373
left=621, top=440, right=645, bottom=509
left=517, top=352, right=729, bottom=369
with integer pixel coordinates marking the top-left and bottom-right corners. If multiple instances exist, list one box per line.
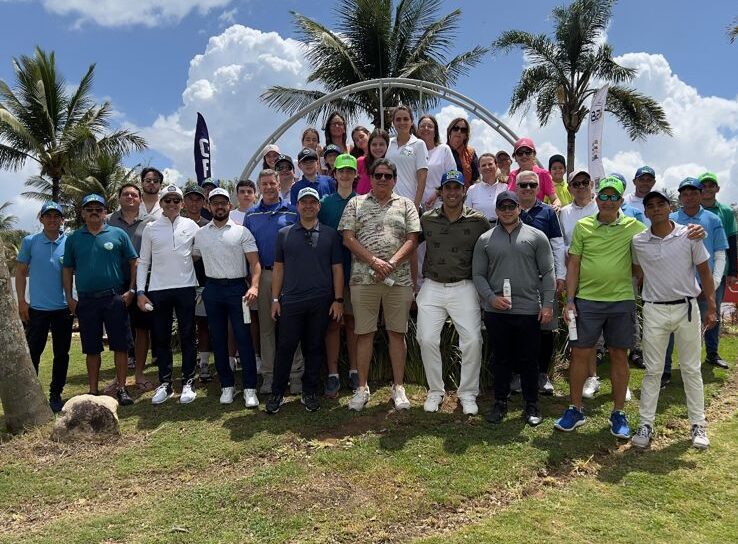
left=417, top=114, right=456, bottom=210
left=385, top=105, right=428, bottom=209
left=466, top=153, right=509, bottom=222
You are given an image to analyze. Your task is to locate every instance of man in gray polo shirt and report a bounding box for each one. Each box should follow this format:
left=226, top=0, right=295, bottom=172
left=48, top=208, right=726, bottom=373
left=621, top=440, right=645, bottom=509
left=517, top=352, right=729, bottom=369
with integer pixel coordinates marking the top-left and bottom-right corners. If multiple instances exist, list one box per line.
left=631, top=190, right=716, bottom=449
left=472, top=191, right=555, bottom=426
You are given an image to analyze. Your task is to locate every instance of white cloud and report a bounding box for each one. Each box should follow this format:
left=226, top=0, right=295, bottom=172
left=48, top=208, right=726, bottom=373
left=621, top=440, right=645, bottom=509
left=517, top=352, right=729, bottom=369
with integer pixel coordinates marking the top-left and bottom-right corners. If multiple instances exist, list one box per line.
left=218, top=7, right=237, bottom=26
left=41, top=0, right=232, bottom=27
left=0, top=162, right=45, bottom=233
left=128, top=25, right=312, bottom=182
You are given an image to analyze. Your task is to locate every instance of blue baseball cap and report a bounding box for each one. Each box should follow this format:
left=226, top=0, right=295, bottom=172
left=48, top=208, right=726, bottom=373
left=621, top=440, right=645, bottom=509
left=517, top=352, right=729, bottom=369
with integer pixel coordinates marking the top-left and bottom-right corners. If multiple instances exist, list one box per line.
left=39, top=201, right=63, bottom=216
left=440, top=169, right=465, bottom=187
left=634, top=166, right=656, bottom=179
left=609, top=172, right=627, bottom=189
left=81, top=194, right=106, bottom=207
left=201, top=178, right=220, bottom=188
left=678, top=177, right=703, bottom=192
left=323, top=144, right=342, bottom=158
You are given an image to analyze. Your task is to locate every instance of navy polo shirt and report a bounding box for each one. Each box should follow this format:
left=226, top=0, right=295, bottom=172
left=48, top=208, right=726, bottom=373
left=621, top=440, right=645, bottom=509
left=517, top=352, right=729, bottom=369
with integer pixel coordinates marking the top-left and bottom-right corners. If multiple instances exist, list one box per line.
left=63, top=224, right=137, bottom=294
left=16, top=231, right=68, bottom=310
left=521, top=200, right=562, bottom=240
left=290, top=175, right=336, bottom=205
left=275, top=222, right=343, bottom=304
left=244, top=199, right=298, bottom=267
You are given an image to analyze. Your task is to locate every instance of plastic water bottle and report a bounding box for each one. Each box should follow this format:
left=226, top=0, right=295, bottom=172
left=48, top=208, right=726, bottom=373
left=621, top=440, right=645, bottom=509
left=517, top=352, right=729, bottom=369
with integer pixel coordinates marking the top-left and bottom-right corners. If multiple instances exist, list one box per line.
left=568, top=310, right=578, bottom=341
left=503, top=279, right=511, bottom=309
left=242, top=298, right=251, bottom=324
left=371, top=269, right=395, bottom=286
left=144, top=303, right=154, bottom=312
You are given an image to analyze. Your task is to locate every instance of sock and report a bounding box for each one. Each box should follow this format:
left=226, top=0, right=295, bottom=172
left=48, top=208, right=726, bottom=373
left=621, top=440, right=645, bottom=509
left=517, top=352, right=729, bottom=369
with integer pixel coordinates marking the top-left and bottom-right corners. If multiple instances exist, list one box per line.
left=328, top=373, right=339, bottom=378
left=349, top=369, right=358, bottom=375
left=199, top=352, right=211, bottom=366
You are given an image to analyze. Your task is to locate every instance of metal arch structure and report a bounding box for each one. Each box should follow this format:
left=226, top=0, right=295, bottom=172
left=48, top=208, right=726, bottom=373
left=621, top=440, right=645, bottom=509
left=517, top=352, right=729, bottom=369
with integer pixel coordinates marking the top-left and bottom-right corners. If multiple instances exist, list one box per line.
left=240, top=78, right=524, bottom=181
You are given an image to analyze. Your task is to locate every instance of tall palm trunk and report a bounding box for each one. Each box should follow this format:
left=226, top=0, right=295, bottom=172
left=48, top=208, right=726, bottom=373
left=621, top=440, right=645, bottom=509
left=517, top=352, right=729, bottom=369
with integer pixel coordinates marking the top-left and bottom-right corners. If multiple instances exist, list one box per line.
left=0, top=250, right=53, bottom=433
left=51, top=176, right=61, bottom=203
left=566, top=128, right=577, bottom=175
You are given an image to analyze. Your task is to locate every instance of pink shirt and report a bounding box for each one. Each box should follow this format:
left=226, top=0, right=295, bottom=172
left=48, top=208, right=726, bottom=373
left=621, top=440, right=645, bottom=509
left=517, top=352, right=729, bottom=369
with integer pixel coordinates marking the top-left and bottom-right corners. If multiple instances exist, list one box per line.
left=355, top=156, right=372, bottom=195
left=507, top=165, right=556, bottom=202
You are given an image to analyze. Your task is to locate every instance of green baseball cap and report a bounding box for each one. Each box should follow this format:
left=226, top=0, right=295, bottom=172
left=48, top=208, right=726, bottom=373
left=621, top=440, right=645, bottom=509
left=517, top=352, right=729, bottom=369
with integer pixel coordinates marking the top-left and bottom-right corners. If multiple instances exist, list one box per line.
left=698, top=171, right=718, bottom=186
left=334, top=153, right=357, bottom=171
left=597, top=176, right=624, bottom=196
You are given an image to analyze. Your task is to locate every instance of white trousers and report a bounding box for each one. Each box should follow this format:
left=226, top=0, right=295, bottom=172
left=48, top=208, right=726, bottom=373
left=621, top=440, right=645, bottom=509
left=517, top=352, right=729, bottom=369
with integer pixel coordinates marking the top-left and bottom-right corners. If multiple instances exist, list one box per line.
left=640, top=300, right=705, bottom=427
left=416, top=279, right=482, bottom=401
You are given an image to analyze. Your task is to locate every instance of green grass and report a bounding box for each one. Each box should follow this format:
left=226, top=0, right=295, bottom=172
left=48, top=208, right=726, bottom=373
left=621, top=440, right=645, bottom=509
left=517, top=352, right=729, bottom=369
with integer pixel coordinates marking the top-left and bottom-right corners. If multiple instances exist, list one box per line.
left=0, top=336, right=736, bottom=543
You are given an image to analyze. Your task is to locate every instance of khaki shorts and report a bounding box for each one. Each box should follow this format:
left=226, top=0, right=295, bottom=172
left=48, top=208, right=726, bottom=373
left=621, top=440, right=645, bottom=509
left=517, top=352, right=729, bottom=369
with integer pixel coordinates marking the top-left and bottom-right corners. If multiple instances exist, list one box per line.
left=343, top=286, right=354, bottom=316
left=351, top=283, right=414, bottom=335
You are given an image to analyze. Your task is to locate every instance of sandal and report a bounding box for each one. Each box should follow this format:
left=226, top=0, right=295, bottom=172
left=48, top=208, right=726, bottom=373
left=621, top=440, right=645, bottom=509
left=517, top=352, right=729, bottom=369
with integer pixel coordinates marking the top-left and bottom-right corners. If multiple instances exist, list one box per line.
left=136, top=379, right=154, bottom=392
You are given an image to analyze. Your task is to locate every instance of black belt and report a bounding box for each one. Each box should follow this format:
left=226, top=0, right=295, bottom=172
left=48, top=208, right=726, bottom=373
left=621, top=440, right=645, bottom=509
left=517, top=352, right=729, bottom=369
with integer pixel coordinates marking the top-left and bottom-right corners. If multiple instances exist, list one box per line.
left=78, top=287, right=121, bottom=299
left=646, top=297, right=695, bottom=321
left=207, top=277, right=246, bottom=286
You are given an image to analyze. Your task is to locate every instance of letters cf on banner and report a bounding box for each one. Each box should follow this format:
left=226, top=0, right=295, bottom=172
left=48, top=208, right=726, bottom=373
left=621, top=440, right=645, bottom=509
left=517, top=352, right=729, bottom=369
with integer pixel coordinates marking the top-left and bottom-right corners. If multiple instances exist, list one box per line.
left=194, top=112, right=212, bottom=184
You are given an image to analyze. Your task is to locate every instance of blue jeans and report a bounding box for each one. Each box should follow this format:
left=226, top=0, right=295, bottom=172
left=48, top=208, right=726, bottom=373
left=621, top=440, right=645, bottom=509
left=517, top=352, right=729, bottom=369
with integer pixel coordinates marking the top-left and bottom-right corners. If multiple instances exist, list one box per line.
left=663, top=292, right=713, bottom=377
left=202, top=280, right=257, bottom=389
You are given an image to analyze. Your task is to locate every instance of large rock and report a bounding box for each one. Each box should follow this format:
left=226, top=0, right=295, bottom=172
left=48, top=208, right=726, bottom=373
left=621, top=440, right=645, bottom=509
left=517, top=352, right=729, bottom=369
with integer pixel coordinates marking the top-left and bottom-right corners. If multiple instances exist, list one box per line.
left=51, top=394, right=121, bottom=443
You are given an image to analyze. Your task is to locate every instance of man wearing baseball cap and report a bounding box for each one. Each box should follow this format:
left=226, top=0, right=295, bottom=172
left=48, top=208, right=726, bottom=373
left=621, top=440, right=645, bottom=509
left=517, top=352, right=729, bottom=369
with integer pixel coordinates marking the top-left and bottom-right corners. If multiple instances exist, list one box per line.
left=137, top=185, right=200, bottom=405
left=200, top=178, right=220, bottom=220
left=417, top=170, right=491, bottom=415
left=322, top=143, right=342, bottom=175
left=631, top=189, right=716, bottom=450
left=495, top=150, right=512, bottom=184
left=63, top=194, right=138, bottom=405
left=265, top=187, right=344, bottom=414
left=698, top=171, right=737, bottom=369
left=473, top=190, right=555, bottom=426
left=506, top=138, right=561, bottom=210
left=318, top=153, right=359, bottom=397
left=623, top=166, right=656, bottom=224
left=15, top=202, right=72, bottom=412
left=290, top=148, right=336, bottom=205
left=662, top=177, right=729, bottom=384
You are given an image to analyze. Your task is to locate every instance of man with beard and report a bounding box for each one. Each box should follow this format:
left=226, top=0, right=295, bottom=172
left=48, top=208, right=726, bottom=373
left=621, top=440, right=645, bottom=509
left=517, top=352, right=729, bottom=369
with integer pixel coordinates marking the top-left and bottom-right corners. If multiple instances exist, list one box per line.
left=139, top=167, right=164, bottom=219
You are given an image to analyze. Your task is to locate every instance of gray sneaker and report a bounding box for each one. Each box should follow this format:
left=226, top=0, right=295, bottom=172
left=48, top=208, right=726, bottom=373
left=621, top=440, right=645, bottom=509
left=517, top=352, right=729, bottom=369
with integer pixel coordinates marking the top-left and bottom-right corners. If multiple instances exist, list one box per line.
left=691, top=424, right=710, bottom=449
left=632, top=424, right=653, bottom=449
left=324, top=375, right=340, bottom=398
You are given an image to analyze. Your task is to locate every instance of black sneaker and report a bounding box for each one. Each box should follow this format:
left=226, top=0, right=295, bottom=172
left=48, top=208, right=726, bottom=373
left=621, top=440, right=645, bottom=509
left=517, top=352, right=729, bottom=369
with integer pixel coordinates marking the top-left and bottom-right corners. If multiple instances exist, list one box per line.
left=116, top=388, right=134, bottom=406
left=301, top=393, right=321, bottom=412
left=486, top=401, right=508, bottom=424
left=524, top=403, right=543, bottom=426
left=705, top=353, right=729, bottom=369
left=629, top=349, right=646, bottom=369
left=49, top=393, right=64, bottom=413
left=265, top=394, right=284, bottom=414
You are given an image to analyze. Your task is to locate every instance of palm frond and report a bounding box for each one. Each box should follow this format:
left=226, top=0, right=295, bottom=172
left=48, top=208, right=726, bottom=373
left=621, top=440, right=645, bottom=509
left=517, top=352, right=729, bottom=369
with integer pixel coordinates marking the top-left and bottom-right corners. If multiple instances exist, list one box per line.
left=605, top=85, right=673, bottom=140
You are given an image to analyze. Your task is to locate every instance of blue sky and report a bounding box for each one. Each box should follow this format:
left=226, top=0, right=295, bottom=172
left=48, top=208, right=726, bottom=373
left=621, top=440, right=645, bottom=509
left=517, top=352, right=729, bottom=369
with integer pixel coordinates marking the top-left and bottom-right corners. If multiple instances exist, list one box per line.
left=1, top=0, right=737, bottom=229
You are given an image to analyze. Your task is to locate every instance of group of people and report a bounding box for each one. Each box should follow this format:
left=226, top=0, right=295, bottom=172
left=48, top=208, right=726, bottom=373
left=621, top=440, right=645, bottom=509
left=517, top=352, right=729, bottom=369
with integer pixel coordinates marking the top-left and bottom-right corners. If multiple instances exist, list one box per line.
left=16, top=108, right=734, bottom=452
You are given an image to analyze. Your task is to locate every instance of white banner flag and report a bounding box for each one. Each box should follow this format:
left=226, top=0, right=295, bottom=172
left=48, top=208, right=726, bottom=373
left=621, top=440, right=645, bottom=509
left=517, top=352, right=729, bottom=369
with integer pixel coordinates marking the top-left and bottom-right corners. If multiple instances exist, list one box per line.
left=588, top=84, right=609, bottom=185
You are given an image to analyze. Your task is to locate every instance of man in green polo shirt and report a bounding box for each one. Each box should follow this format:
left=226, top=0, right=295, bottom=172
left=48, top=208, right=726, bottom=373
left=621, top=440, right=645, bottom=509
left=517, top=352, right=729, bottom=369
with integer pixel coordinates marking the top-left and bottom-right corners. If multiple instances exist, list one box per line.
left=699, top=171, right=736, bottom=369
left=63, top=194, right=138, bottom=405
left=555, top=178, right=646, bottom=438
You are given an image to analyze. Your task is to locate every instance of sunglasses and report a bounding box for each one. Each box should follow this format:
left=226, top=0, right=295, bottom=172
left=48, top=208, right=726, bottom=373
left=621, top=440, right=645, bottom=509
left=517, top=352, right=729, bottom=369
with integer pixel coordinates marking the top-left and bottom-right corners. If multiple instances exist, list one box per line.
left=161, top=198, right=182, bottom=204
left=597, top=193, right=621, bottom=202
left=517, top=182, right=539, bottom=189
left=451, top=125, right=469, bottom=134
left=516, top=149, right=534, bottom=157
left=569, top=181, right=590, bottom=188
left=276, top=165, right=293, bottom=172
left=496, top=203, right=517, bottom=211
left=372, top=172, right=394, bottom=181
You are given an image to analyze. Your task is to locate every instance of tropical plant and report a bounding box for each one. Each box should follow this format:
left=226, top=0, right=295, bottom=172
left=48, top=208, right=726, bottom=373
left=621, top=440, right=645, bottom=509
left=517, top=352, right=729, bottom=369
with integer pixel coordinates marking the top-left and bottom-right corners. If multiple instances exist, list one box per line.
left=0, top=47, right=146, bottom=201
left=493, top=0, right=671, bottom=171
left=0, top=201, right=17, bottom=231
left=729, top=17, right=738, bottom=43
left=261, top=0, right=488, bottom=127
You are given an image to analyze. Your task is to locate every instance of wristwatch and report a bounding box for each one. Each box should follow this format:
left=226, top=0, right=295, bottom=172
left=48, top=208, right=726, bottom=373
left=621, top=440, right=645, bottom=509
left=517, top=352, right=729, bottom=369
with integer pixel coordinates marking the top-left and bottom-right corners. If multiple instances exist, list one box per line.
left=128, top=289, right=136, bottom=295
left=136, top=290, right=145, bottom=296
left=334, top=297, right=344, bottom=303
left=272, top=298, right=279, bottom=303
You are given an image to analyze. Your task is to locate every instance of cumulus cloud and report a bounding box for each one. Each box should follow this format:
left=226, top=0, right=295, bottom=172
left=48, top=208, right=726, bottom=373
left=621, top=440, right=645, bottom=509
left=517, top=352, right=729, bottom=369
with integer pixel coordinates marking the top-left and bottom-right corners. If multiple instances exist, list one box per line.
left=41, top=0, right=232, bottom=27
left=0, top=162, right=45, bottom=233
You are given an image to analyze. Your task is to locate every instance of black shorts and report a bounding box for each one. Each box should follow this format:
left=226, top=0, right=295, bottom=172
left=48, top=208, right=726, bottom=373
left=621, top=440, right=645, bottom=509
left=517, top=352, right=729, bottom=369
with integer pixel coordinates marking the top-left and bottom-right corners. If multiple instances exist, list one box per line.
left=77, top=293, right=132, bottom=354
left=128, top=301, right=154, bottom=330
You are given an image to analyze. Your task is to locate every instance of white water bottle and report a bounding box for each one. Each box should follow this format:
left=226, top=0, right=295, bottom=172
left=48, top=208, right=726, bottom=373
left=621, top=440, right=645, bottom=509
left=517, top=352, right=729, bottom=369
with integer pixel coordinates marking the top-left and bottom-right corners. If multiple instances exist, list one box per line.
left=567, top=310, right=578, bottom=341
left=503, top=278, right=511, bottom=309
left=242, top=298, right=251, bottom=324
left=144, top=303, right=154, bottom=312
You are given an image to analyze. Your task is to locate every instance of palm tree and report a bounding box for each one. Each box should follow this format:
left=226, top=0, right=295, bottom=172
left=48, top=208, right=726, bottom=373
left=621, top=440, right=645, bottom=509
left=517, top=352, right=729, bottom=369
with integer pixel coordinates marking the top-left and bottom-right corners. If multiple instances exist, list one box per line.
left=493, top=0, right=671, bottom=172
left=0, top=201, right=17, bottom=231
left=261, top=0, right=488, bottom=127
left=729, top=17, right=738, bottom=43
left=0, top=47, right=146, bottom=201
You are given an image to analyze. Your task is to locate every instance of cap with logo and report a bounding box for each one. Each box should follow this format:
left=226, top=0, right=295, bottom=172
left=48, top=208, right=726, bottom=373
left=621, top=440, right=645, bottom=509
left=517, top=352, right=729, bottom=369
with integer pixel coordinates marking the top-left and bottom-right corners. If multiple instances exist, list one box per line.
left=297, top=148, right=319, bottom=162
left=698, top=171, right=718, bottom=186
left=208, top=188, right=231, bottom=202
left=496, top=190, right=519, bottom=207
left=81, top=194, right=106, bottom=208
left=643, top=190, right=670, bottom=206
left=297, top=187, right=320, bottom=202
left=608, top=172, right=627, bottom=189
left=567, top=169, right=590, bottom=183
left=39, top=201, right=64, bottom=216
left=275, top=154, right=294, bottom=169
left=597, top=177, right=625, bottom=196
left=323, top=144, right=342, bottom=157
left=201, top=178, right=220, bottom=188
left=334, top=153, right=357, bottom=171
left=678, top=177, right=703, bottom=192
left=183, top=183, right=205, bottom=198
left=634, top=166, right=656, bottom=179
left=441, top=169, right=465, bottom=187
left=513, top=137, right=536, bottom=153
left=159, top=184, right=184, bottom=201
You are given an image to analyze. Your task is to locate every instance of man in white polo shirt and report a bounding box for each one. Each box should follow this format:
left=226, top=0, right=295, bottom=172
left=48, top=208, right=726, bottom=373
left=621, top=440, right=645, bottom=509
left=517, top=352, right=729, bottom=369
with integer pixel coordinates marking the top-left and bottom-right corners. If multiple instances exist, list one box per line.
left=631, top=190, right=716, bottom=449
left=137, top=185, right=200, bottom=405
left=193, top=188, right=262, bottom=408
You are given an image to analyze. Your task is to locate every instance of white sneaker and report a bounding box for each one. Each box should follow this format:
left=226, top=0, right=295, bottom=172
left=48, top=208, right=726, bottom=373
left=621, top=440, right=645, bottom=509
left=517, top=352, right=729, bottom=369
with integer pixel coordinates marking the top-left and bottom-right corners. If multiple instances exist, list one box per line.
left=220, top=386, right=235, bottom=405
left=691, top=424, right=710, bottom=449
left=625, top=387, right=632, bottom=402
left=151, top=383, right=173, bottom=405
left=423, top=392, right=444, bottom=413
left=244, top=388, right=259, bottom=408
left=631, top=424, right=653, bottom=449
left=348, top=386, right=370, bottom=411
left=460, top=398, right=479, bottom=415
left=392, top=384, right=410, bottom=410
left=582, top=376, right=601, bottom=399
left=180, top=380, right=197, bottom=404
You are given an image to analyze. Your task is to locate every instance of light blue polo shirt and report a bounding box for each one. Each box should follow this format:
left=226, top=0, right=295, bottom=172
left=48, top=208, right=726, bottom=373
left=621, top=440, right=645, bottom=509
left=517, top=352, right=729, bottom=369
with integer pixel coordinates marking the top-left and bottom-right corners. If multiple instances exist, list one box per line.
left=16, top=231, right=68, bottom=310
left=244, top=199, right=298, bottom=267
left=671, top=206, right=728, bottom=271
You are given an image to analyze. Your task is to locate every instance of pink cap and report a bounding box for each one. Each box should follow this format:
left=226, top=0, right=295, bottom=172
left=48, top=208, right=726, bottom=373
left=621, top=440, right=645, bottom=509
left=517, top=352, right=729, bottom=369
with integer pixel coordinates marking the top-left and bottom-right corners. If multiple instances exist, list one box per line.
left=513, top=137, right=536, bottom=153
left=262, top=144, right=280, bottom=157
